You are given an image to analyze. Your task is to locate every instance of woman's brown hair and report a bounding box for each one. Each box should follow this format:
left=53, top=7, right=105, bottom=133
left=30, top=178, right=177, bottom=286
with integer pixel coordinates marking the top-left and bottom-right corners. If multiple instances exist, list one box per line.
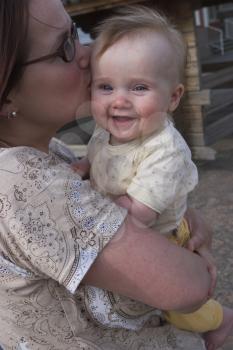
left=0, top=0, right=29, bottom=109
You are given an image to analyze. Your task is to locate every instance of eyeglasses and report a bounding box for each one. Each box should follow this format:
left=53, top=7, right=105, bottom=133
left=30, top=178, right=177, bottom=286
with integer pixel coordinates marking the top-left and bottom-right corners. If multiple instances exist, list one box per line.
left=22, top=22, right=79, bottom=66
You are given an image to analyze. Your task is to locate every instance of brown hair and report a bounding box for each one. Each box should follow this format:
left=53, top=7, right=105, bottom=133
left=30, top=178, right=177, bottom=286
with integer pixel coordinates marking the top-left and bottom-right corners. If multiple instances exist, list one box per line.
left=93, top=5, right=187, bottom=83
left=0, top=0, right=29, bottom=109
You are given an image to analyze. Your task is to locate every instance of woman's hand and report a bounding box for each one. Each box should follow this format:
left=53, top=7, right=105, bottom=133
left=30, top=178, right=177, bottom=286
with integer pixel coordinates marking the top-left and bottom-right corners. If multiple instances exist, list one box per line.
left=184, top=208, right=217, bottom=297
left=197, top=245, right=216, bottom=297
left=185, top=208, right=212, bottom=250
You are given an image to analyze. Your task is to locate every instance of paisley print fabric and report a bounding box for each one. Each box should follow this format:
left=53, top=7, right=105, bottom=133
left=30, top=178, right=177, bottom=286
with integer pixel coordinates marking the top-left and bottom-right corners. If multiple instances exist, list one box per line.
left=0, top=140, right=205, bottom=349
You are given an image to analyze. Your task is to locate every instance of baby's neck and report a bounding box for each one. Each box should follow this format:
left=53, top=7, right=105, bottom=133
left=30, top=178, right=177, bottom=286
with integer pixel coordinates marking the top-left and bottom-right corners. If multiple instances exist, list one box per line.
left=109, top=131, right=157, bottom=146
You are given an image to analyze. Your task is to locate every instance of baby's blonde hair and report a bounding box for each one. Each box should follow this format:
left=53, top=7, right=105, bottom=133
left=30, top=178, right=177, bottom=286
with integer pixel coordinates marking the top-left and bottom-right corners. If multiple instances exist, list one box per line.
left=93, top=5, right=187, bottom=83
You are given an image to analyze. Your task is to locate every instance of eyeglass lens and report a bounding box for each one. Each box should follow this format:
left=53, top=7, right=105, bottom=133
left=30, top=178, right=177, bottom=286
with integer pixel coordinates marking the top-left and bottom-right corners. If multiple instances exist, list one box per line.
left=21, top=22, right=79, bottom=65
left=62, top=22, right=78, bottom=62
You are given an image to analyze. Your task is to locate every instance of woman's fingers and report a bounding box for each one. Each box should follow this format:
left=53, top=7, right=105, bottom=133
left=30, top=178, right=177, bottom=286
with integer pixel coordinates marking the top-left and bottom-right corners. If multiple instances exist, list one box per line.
left=186, top=235, right=204, bottom=252
left=197, top=246, right=217, bottom=297
left=185, top=208, right=213, bottom=250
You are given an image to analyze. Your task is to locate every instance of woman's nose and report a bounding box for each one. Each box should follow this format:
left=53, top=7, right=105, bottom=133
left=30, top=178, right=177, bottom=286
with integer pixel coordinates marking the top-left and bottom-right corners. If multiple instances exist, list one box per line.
left=77, top=43, right=91, bottom=69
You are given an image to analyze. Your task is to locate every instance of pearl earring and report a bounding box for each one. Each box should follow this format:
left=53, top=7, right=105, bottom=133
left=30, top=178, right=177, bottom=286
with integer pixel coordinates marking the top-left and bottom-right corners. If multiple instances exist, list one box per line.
left=8, top=111, right=17, bottom=119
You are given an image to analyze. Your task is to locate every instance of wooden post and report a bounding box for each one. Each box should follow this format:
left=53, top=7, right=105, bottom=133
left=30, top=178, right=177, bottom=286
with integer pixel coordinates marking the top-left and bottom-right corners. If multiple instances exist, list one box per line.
left=173, top=2, right=216, bottom=159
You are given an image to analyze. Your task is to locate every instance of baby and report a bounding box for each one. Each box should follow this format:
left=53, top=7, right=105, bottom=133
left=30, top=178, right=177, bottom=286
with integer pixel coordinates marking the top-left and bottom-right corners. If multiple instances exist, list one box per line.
left=75, top=6, right=233, bottom=350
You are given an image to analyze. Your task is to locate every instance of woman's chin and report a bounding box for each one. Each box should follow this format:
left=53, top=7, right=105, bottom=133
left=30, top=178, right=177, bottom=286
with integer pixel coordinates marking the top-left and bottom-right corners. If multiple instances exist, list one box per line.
left=75, top=100, right=92, bottom=119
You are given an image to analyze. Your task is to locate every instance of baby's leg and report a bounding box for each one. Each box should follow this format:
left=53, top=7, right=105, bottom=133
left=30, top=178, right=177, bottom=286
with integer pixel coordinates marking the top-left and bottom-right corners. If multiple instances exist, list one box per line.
left=204, top=306, right=233, bottom=350
left=168, top=219, right=233, bottom=348
left=164, top=299, right=223, bottom=333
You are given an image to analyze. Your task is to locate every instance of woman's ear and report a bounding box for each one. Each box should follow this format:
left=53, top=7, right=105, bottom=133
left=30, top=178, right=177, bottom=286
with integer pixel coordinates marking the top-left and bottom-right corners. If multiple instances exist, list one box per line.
left=168, top=84, right=184, bottom=113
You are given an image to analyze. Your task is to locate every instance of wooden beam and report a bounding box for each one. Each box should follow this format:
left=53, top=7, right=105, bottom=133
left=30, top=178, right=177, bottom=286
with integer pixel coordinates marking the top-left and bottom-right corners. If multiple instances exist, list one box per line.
left=202, top=66, right=233, bottom=89
left=205, top=102, right=233, bottom=126
left=185, top=76, right=201, bottom=91
left=201, top=0, right=233, bottom=7
left=185, top=133, right=205, bottom=146
left=187, top=47, right=199, bottom=64
left=204, top=111, right=233, bottom=145
left=205, top=89, right=233, bottom=111
left=191, top=146, right=216, bottom=160
left=179, top=17, right=196, bottom=33
left=179, top=105, right=203, bottom=118
left=183, top=31, right=196, bottom=48
left=185, top=64, right=200, bottom=77
left=182, top=118, right=203, bottom=133
left=184, top=90, right=210, bottom=106
left=65, top=0, right=146, bottom=16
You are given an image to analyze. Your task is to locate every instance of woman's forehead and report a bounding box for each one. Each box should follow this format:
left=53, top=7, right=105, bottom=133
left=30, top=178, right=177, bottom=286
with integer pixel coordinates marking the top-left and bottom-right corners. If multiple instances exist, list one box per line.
left=27, top=0, right=70, bottom=53
left=29, top=0, right=70, bottom=30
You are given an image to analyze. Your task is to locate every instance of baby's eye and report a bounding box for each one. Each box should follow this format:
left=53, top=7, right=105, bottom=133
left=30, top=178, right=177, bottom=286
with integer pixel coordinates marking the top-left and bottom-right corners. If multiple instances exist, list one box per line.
left=133, top=85, right=148, bottom=91
left=98, top=84, right=113, bottom=91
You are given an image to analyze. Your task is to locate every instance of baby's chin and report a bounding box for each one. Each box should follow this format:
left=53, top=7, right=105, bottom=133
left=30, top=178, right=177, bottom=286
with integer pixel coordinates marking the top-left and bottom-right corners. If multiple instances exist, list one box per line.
left=110, top=132, right=148, bottom=146
left=110, top=136, right=132, bottom=146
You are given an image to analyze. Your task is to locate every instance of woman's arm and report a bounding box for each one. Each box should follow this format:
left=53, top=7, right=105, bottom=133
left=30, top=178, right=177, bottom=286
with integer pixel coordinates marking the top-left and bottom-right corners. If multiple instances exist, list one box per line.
left=83, top=215, right=211, bottom=313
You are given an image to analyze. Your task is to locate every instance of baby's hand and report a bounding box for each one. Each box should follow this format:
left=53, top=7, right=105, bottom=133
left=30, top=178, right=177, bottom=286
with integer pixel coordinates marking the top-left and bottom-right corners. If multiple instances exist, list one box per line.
left=71, top=157, right=90, bottom=179
left=115, top=194, right=158, bottom=227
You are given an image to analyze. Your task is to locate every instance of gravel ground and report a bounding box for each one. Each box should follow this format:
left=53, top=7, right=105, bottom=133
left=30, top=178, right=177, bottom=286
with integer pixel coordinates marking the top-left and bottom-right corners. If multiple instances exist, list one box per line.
left=189, top=137, right=233, bottom=350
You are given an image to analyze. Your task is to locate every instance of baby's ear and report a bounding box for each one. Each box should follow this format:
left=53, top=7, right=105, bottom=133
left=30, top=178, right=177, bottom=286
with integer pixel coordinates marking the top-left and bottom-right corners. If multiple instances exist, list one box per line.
left=168, top=84, right=184, bottom=113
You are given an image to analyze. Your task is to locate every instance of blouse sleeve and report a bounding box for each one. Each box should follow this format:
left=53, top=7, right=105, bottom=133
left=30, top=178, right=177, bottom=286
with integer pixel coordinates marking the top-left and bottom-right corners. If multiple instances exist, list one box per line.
left=127, top=139, right=198, bottom=214
left=3, top=146, right=127, bottom=294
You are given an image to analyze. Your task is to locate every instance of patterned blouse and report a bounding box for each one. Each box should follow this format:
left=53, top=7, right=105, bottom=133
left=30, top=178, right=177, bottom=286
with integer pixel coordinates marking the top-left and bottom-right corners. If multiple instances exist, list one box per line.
left=0, top=139, right=205, bottom=350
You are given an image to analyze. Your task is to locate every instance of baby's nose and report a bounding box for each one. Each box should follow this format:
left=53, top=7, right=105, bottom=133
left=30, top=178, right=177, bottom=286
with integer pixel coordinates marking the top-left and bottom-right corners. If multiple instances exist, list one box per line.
left=111, top=95, right=131, bottom=109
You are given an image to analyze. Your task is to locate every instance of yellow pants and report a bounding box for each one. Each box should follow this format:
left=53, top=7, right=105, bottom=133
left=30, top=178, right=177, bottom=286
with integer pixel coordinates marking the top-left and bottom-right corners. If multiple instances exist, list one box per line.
left=164, top=219, right=223, bottom=333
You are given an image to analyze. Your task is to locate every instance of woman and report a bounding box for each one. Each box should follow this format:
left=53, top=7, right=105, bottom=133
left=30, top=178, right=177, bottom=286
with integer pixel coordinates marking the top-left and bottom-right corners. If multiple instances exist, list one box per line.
left=0, top=1, right=214, bottom=349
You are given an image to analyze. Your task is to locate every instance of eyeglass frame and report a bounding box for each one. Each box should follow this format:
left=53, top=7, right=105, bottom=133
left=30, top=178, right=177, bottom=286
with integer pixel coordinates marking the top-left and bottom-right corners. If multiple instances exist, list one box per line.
left=22, top=22, right=79, bottom=66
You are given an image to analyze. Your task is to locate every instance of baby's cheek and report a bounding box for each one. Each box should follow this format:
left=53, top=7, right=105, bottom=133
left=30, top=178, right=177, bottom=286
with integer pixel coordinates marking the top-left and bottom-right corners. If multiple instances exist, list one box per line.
left=91, top=99, right=107, bottom=124
left=144, top=105, right=167, bottom=122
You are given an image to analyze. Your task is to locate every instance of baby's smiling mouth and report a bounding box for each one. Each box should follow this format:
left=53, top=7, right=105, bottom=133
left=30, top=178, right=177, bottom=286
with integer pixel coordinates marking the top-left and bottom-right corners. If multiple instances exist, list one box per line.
left=111, top=115, right=136, bottom=122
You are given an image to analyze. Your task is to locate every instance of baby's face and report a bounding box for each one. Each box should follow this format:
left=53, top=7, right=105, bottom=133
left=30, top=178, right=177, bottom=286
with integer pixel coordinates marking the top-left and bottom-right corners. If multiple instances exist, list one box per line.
left=91, top=33, right=183, bottom=144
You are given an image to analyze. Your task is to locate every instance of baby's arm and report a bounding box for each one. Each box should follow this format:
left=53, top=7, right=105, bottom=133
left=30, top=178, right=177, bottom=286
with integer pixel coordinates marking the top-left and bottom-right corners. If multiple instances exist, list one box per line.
left=71, top=157, right=90, bottom=179
left=115, top=194, right=158, bottom=227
